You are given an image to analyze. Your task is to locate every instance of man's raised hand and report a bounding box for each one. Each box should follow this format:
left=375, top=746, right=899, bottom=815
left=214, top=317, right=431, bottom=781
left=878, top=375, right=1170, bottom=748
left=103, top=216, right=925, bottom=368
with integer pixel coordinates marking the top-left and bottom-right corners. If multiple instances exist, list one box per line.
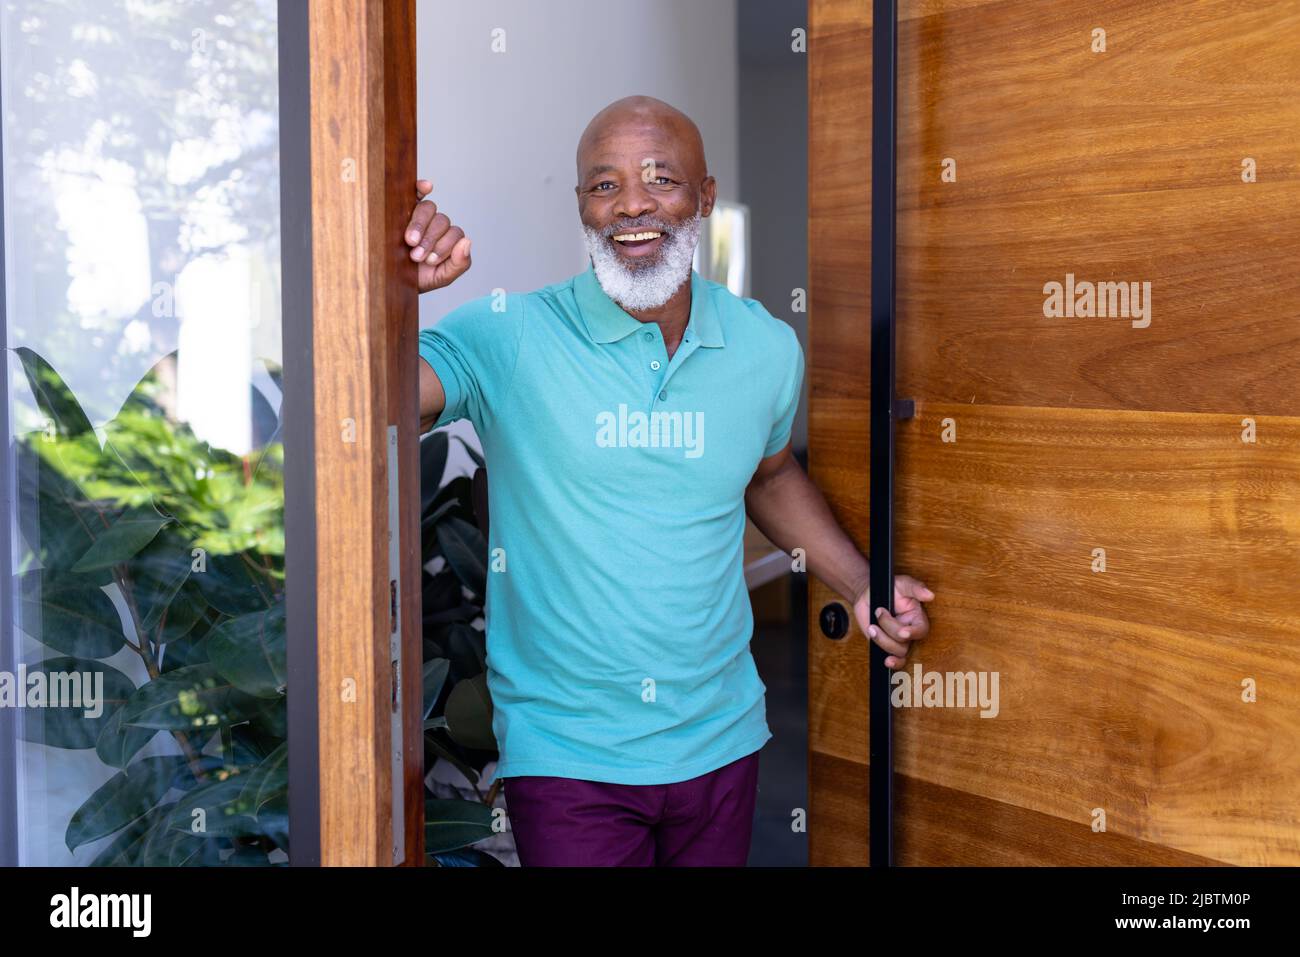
left=406, top=178, right=472, bottom=292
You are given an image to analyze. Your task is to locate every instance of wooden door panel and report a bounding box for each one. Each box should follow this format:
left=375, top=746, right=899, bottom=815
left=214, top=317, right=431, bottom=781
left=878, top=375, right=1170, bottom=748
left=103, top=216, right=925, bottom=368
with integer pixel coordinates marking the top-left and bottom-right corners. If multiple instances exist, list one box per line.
left=897, top=179, right=1300, bottom=414
left=894, top=404, right=1300, bottom=865
left=810, top=750, right=1228, bottom=866
left=894, top=0, right=1300, bottom=415
left=894, top=771, right=1223, bottom=866
left=809, top=0, right=1300, bottom=866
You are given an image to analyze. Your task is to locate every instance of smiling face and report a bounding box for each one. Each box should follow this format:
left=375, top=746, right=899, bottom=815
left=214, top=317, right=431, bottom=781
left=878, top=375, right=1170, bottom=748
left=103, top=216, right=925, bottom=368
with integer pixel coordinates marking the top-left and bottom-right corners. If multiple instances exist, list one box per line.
left=575, top=97, right=716, bottom=310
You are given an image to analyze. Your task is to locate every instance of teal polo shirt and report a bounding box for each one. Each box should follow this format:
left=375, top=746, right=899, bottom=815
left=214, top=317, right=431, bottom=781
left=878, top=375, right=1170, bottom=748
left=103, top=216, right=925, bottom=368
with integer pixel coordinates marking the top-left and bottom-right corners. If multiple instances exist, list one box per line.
left=417, top=264, right=804, bottom=785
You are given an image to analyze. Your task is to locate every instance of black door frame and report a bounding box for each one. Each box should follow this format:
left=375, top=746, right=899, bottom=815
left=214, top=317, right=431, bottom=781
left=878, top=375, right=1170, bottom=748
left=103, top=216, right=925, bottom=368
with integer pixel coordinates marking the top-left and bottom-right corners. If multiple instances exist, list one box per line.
left=869, top=0, right=899, bottom=868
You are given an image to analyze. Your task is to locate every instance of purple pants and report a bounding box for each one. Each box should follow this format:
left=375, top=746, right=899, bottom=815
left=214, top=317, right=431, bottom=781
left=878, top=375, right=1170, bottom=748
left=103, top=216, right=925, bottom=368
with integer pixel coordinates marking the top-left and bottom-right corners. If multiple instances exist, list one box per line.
left=502, top=749, right=762, bottom=866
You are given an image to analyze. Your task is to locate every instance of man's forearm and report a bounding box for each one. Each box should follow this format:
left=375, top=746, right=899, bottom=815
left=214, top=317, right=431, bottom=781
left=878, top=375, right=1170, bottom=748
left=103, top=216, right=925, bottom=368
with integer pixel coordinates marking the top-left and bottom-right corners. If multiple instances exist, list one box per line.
left=744, top=457, right=870, bottom=604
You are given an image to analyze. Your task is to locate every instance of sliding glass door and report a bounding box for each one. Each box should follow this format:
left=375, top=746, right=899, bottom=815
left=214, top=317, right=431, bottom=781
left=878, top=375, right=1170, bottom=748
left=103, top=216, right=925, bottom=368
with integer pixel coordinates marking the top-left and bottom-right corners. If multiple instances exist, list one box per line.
left=0, top=0, right=295, bottom=866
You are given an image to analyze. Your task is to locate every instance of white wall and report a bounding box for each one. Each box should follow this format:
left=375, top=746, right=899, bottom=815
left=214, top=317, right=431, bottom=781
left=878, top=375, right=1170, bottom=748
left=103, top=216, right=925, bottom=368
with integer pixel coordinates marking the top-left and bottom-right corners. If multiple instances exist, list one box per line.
left=417, top=0, right=739, bottom=311
left=416, top=0, right=740, bottom=472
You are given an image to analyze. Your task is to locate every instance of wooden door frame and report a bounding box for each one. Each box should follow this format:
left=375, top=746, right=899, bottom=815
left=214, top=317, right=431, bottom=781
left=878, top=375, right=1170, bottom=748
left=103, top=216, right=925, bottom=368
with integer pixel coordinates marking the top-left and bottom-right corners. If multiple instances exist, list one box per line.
left=303, top=0, right=423, bottom=867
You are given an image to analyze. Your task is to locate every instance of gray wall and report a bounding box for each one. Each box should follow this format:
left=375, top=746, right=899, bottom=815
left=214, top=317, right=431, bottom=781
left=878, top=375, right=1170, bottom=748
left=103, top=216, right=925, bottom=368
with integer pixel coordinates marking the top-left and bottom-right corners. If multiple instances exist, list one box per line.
left=739, top=0, right=808, bottom=453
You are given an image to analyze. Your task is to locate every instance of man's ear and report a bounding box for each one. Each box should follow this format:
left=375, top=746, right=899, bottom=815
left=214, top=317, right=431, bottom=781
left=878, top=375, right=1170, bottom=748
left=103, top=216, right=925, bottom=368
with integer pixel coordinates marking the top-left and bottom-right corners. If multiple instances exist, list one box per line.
left=700, top=175, right=717, bottom=217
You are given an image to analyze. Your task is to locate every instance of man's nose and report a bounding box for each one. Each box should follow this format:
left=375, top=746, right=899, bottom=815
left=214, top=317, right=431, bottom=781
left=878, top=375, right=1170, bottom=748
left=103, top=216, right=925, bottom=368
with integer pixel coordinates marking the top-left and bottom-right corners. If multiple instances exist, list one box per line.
left=615, top=180, right=657, bottom=219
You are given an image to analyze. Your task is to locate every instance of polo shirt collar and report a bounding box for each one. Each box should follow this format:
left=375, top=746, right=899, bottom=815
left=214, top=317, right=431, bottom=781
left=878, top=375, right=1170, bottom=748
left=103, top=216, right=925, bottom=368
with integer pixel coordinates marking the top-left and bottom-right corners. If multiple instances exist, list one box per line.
left=575, top=264, right=725, bottom=348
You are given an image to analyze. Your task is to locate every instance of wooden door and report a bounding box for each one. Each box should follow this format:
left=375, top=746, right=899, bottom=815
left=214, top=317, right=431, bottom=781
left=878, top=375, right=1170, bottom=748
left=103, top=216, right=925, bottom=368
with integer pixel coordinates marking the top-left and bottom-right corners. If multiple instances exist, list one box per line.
left=808, top=0, right=1300, bottom=866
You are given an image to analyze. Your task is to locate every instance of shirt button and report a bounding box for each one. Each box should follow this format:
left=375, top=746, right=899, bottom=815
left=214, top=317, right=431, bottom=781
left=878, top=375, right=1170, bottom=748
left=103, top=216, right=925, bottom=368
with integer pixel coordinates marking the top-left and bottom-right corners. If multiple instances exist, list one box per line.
left=650, top=360, right=661, bottom=371
left=643, top=331, right=653, bottom=341
left=659, top=389, right=667, bottom=400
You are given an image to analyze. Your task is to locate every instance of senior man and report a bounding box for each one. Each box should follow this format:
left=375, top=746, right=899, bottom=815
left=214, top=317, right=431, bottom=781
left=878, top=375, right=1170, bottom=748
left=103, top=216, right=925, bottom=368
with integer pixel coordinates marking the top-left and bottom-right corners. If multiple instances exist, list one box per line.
left=404, top=95, right=934, bottom=866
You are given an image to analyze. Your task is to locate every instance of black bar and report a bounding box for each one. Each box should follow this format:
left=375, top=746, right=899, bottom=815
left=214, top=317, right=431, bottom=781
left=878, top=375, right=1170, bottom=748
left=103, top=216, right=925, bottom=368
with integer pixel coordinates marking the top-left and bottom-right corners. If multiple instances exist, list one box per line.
left=278, top=0, right=321, bottom=867
left=8, top=865, right=1292, bottom=938
left=869, top=0, right=898, bottom=867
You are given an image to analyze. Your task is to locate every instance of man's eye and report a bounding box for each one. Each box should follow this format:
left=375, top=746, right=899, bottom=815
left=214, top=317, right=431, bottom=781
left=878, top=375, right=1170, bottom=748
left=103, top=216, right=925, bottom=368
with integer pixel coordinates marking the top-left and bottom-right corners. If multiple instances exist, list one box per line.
left=594, top=182, right=615, bottom=191
left=654, top=176, right=673, bottom=185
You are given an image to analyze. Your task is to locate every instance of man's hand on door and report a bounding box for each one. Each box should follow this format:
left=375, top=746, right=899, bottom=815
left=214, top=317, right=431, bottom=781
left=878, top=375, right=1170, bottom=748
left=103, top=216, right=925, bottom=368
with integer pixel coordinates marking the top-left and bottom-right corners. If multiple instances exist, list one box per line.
left=854, top=574, right=934, bottom=669
left=405, top=178, right=472, bottom=292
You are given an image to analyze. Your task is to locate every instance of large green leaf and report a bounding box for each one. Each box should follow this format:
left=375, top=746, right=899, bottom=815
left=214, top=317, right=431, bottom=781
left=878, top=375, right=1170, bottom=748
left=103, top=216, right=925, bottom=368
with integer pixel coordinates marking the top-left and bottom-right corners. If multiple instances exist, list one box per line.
left=137, top=803, right=223, bottom=866
left=154, top=580, right=208, bottom=644
left=422, top=602, right=480, bottom=628
left=238, top=742, right=288, bottom=816
left=100, top=352, right=207, bottom=495
left=424, top=798, right=496, bottom=854
left=424, top=733, right=480, bottom=787
left=107, top=350, right=175, bottom=423
left=23, top=441, right=116, bottom=577
left=444, top=672, right=496, bottom=751
left=435, top=515, right=487, bottom=599
left=116, top=663, right=265, bottom=731
left=248, top=697, right=287, bottom=744
left=126, top=525, right=202, bottom=635
left=420, top=430, right=450, bottom=515
left=206, top=605, right=286, bottom=699
left=15, top=346, right=94, bottom=438
left=234, top=742, right=289, bottom=848
left=88, top=810, right=155, bottom=867
left=162, top=773, right=263, bottom=839
left=15, top=657, right=136, bottom=750
left=430, top=475, right=473, bottom=524
left=422, top=657, right=450, bottom=721
left=94, top=702, right=159, bottom=769
left=250, top=796, right=288, bottom=850
left=433, top=621, right=487, bottom=678
left=65, top=755, right=189, bottom=852
left=165, top=753, right=230, bottom=791
left=421, top=569, right=478, bottom=629
left=71, top=506, right=172, bottom=574
left=19, top=571, right=125, bottom=659
left=191, top=551, right=275, bottom=616
left=159, top=613, right=217, bottom=672
left=228, top=725, right=273, bottom=767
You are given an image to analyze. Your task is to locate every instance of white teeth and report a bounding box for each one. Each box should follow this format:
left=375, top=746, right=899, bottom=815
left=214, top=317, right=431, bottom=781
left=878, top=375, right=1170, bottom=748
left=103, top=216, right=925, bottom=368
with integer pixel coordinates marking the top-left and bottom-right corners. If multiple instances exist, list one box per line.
left=613, top=231, right=663, bottom=243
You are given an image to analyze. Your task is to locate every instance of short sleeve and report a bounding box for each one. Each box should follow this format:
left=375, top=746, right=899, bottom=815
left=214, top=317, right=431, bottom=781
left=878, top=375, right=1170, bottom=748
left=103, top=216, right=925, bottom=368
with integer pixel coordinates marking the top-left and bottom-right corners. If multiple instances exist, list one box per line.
left=418, top=292, right=526, bottom=433
left=764, top=324, right=804, bottom=457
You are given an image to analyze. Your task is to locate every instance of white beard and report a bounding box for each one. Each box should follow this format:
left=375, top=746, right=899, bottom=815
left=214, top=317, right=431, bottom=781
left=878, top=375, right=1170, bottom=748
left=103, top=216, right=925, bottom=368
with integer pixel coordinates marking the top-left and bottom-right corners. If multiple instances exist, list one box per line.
left=582, top=206, right=703, bottom=312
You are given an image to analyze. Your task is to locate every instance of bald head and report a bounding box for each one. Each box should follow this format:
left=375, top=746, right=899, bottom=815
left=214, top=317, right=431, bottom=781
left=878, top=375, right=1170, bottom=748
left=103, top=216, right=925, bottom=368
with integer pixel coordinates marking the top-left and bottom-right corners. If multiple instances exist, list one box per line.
left=576, top=95, right=708, bottom=183
left=574, top=95, right=716, bottom=238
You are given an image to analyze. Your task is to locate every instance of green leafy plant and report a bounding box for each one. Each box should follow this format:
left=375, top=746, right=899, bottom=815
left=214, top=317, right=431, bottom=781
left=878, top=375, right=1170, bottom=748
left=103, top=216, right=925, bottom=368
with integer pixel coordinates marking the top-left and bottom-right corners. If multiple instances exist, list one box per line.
left=14, top=347, right=287, bottom=865
left=13, top=346, right=505, bottom=866
left=417, top=428, right=506, bottom=867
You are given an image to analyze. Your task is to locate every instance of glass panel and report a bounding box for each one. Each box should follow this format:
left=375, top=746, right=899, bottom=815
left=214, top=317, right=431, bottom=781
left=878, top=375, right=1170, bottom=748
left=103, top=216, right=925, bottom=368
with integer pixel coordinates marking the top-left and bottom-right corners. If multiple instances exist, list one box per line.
left=1, top=0, right=288, bottom=865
